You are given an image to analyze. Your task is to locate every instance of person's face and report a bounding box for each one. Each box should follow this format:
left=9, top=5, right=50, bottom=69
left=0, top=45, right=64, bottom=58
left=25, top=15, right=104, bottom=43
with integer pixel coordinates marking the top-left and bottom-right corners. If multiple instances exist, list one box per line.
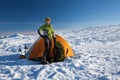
left=45, top=20, right=50, bottom=24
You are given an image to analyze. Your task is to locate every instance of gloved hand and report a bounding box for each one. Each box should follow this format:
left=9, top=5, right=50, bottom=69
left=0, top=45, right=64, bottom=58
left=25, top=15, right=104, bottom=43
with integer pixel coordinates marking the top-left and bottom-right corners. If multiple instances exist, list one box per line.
left=38, top=30, right=48, bottom=37
left=38, top=30, right=42, bottom=37
left=53, top=32, right=56, bottom=38
left=53, top=33, right=56, bottom=43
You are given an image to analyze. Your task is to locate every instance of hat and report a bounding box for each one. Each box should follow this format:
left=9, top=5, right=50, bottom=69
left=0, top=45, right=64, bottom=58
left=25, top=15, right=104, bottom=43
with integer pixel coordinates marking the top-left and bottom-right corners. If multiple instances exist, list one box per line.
left=45, top=17, right=51, bottom=21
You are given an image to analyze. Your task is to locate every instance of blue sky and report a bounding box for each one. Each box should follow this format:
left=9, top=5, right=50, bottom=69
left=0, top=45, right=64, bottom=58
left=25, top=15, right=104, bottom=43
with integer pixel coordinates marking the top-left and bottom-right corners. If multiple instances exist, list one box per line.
left=0, top=0, right=120, bottom=33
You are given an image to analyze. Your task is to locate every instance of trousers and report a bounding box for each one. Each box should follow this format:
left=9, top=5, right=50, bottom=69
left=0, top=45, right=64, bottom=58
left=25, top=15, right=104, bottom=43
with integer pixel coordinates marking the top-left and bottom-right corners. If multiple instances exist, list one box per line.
left=43, top=37, right=51, bottom=61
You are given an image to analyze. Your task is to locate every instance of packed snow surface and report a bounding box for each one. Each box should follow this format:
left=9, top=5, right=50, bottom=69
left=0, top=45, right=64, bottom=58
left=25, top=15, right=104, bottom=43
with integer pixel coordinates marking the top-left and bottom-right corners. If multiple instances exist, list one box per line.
left=0, top=26, right=120, bottom=80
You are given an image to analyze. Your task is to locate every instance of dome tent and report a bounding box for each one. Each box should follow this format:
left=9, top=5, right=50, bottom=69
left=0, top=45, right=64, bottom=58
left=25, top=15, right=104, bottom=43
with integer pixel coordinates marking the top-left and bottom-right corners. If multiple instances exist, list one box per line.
left=28, top=34, right=74, bottom=61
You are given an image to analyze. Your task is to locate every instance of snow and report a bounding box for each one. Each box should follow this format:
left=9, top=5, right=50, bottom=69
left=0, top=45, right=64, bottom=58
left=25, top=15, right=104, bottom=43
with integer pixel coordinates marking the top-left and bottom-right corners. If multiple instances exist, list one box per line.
left=8, top=33, right=25, bottom=38
left=0, top=26, right=120, bottom=80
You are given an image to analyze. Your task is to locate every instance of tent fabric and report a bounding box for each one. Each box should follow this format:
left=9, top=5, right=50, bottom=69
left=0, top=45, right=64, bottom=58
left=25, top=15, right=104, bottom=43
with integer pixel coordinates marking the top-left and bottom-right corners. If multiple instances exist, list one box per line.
left=28, top=34, right=74, bottom=59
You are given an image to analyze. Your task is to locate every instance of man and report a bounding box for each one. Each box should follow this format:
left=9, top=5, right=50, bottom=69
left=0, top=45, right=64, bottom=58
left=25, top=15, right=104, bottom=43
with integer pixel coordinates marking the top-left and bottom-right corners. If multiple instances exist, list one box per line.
left=38, top=17, right=55, bottom=64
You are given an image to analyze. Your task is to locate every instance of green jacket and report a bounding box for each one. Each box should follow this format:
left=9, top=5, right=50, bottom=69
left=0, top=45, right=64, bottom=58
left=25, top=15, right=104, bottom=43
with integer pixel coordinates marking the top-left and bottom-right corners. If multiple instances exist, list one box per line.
left=38, top=23, right=54, bottom=39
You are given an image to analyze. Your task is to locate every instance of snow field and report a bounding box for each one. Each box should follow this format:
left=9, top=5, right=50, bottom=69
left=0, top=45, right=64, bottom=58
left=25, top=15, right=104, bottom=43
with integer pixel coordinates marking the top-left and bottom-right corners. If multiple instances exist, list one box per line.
left=0, top=26, right=120, bottom=80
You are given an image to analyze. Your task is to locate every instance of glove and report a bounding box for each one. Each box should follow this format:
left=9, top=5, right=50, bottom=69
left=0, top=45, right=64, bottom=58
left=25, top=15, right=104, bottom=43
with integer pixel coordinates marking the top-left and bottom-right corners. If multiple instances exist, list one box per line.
left=38, top=30, right=48, bottom=37
left=53, top=33, right=56, bottom=43
left=38, top=30, right=42, bottom=37
left=53, top=32, right=56, bottom=38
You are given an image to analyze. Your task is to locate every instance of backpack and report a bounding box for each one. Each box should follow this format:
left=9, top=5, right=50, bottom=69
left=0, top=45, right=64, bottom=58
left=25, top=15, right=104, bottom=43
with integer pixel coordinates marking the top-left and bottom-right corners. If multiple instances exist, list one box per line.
left=53, top=41, right=65, bottom=62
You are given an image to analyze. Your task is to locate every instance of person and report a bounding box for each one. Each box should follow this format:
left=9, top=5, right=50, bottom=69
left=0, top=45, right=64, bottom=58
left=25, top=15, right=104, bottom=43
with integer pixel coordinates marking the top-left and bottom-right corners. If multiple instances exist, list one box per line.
left=38, top=17, right=55, bottom=64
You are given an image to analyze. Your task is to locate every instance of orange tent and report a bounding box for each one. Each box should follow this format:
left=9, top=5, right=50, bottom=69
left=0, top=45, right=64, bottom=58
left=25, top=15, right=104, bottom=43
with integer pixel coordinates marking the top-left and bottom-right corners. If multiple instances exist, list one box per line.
left=28, top=34, right=74, bottom=60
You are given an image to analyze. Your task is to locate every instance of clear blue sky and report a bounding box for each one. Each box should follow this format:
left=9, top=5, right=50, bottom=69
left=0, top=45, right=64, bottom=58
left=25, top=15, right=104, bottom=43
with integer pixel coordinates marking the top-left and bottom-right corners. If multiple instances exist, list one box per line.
left=0, top=0, right=120, bottom=33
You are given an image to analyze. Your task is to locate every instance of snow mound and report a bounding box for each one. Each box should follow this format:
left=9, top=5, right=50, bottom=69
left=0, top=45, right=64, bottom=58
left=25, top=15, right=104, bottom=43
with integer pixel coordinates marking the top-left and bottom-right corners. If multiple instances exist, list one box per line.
left=0, top=35, right=6, bottom=39
left=0, top=25, right=120, bottom=80
left=8, top=34, right=24, bottom=38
